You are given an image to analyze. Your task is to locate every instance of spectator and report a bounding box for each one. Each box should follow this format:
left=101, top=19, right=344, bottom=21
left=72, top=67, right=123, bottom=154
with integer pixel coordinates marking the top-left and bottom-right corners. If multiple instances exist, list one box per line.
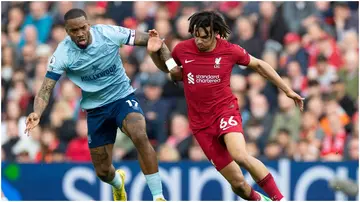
left=270, top=92, right=302, bottom=141
left=19, top=2, right=53, bottom=48
left=331, top=79, right=356, bottom=117
left=346, top=137, right=358, bottom=161
left=66, top=118, right=91, bottom=162
left=338, top=49, right=359, bottom=101
left=245, top=93, right=274, bottom=150
left=6, top=6, right=24, bottom=34
left=166, top=113, right=192, bottom=159
left=158, top=144, right=180, bottom=162
left=320, top=112, right=347, bottom=161
left=333, top=2, right=359, bottom=41
left=233, top=16, right=264, bottom=59
left=286, top=60, right=307, bottom=94
left=275, top=128, right=294, bottom=158
left=293, top=139, right=319, bottom=162
left=175, top=15, right=191, bottom=40
left=137, top=74, right=171, bottom=146
left=283, top=2, right=319, bottom=33
left=300, top=111, right=324, bottom=150
left=256, top=2, right=288, bottom=44
left=35, top=127, right=66, bottom=163
left=263, top=140, right=282, bottom=161
left=282, top=32, right=309, bottom=75
left=308, top=54, right=337, bottom=93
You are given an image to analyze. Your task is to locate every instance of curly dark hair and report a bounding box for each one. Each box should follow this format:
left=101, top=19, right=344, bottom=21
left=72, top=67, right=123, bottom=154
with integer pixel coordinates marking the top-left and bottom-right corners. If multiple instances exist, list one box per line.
left=188, top=10, right=231, bottom=39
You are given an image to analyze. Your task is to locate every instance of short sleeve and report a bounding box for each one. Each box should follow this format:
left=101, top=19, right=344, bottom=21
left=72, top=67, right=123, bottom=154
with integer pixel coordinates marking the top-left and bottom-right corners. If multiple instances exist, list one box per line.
left=100, top=24, right=135, bottom=46
left=171, top=44, right=182, bottom=66
left=46, top=43, right=67, bottom=81
left=232, top=44, right=250, bottom=66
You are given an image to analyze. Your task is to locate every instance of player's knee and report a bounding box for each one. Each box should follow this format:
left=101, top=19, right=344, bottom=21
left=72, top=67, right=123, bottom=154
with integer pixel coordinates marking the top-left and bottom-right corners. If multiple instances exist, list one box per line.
left=232, top=153, right=249, bottom=167
left=131, top=131, right=149, bottom=148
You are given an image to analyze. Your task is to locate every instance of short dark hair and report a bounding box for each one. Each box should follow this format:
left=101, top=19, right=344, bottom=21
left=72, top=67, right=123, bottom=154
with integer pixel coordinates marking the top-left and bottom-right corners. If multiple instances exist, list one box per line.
left=188, top=11, right=231, bottom=39
left=64, top=8, right=87, bottom=22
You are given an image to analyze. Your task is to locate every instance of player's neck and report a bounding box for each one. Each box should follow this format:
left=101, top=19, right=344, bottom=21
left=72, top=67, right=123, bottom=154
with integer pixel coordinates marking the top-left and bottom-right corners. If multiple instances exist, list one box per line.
left=206, top=39, right=217, bottom=52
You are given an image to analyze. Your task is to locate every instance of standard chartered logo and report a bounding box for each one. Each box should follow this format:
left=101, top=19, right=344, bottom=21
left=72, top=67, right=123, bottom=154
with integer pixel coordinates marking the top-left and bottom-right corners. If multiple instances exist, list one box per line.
left=187, top=72, right=195, bottom=84
left=187, top=72, right=221, bottom=84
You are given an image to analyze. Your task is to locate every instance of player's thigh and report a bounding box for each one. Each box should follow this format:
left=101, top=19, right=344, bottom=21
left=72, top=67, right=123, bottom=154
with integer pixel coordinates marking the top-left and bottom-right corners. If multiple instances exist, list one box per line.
left=87, top=107, right=118, bottom=149
left=86, top=108, right=117, bottom=169
left=217, top=114, right=247, bottom=159
left=113, top=94, right=147, bottom=141
left=223, top=132, right=248, bottom=162
left=194, top=127, right=233, bottom=171
left=219, top=161, right=246, bottom=186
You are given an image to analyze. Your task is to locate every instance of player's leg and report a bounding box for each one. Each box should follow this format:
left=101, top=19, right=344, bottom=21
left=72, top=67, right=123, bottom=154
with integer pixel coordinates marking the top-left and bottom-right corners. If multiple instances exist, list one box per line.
left=193, top=128, right=263, bottom=201
left=87, top=109, right=126, bottom=201
left=116, top=94, right=165, bottom=201
left=219, top=161, right=269, bottom=201
left=223, top=132, right=285, bottom=201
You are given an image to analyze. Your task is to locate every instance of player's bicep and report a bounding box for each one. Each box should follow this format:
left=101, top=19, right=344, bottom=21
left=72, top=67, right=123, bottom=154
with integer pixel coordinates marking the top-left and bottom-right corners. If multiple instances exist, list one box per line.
left=246, top=55, right=261, bottom=70
left=133, top=31, right=149, bottom=46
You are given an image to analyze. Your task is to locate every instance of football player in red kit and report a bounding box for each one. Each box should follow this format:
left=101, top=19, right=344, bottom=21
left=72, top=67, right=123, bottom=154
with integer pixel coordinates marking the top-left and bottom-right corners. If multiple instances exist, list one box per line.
left=147, top=11, right=304, bottom=201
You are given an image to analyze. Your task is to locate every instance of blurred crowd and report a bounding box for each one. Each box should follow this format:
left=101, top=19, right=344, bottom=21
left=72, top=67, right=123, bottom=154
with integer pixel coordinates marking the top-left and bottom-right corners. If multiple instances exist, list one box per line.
left=1, top=1, right=359, bottom=164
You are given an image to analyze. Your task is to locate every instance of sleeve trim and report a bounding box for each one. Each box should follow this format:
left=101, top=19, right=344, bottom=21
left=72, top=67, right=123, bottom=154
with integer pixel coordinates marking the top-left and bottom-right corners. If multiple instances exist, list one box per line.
left=45, top=71, right=61, bottom=81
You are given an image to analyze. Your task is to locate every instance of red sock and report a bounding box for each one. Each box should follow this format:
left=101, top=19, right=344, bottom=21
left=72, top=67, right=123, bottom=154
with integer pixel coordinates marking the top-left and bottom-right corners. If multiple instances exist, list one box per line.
left=257, top=173, right=284, bottom=201
left=248, top=187, right=261, bottom=201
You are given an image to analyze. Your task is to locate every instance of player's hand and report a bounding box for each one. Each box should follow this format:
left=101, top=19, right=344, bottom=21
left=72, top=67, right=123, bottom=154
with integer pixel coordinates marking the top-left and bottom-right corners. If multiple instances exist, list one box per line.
left=24, top=112, right=40, bottom=135
left=147, top=29, right=163, bottom=53
left=286, top=91, right=305, bottom=112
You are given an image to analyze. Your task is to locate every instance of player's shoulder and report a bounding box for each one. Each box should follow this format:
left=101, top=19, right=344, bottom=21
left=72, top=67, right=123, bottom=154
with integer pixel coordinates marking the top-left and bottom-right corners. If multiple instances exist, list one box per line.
left=219, top=38, right=239, bottom=49
left=56, top=36, right=72, bottom=52
left=174, top=38, right=195, bottom=51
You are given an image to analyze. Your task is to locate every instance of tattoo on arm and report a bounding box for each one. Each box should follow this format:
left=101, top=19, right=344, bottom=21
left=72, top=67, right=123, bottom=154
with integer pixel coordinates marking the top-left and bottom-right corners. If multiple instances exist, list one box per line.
left=34, top=77, right=56, bottom=117
left=134, top=31, right=149, bottom=46
left=159, top=43, right=172, bottom=62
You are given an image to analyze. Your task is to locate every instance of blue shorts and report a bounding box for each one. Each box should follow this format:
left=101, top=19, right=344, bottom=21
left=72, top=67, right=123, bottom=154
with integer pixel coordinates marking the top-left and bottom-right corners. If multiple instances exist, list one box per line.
left=86, top=93, right=144, bottom=148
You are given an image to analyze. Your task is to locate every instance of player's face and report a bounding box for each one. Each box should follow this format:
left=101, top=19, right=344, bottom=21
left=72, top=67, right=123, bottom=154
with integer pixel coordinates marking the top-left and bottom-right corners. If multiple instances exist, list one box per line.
left=193, top=27, right=216, bottom=52
left=65, top=16, right=91, bottom=49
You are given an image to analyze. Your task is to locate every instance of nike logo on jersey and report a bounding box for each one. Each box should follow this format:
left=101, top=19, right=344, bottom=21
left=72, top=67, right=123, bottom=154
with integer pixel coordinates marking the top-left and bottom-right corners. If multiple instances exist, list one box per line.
left=185, top=59, right=195, bottom=64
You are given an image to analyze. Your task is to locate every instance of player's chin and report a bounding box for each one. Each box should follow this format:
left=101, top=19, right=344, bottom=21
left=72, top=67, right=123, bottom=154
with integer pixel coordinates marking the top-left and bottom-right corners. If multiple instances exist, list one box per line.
left=197, top=45, right=206, bottom=52
left=76, top=41, right=88, bottom=49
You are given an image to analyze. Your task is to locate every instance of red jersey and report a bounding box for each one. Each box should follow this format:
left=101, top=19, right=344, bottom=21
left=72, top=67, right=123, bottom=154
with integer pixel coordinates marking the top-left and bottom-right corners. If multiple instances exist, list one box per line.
left=172, top=38, right=250, bottom=131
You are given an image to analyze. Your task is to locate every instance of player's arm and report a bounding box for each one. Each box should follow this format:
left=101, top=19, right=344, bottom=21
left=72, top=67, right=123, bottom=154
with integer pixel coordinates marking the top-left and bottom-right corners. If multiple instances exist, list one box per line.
left=25, top=44, right=65, bottom=134
left=24, top=76, right=57, bottom=134
left=133, top=30, right=169, bottom=73
left=146, top=29, right=183, bottom=81
left=34, top=77, right=57, bottom=116
left=247, top=56, right=292, bottom=94
left=247, top=55, right=304, bottom=110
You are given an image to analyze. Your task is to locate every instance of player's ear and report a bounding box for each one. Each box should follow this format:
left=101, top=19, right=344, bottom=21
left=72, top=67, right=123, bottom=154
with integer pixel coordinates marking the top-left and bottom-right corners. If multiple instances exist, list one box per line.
left=64, top=24, right=70, bottom=34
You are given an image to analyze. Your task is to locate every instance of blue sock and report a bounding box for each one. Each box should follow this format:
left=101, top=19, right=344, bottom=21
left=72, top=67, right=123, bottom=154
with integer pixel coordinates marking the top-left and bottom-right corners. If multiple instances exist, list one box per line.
left=145, top=172, right=164, bottom=200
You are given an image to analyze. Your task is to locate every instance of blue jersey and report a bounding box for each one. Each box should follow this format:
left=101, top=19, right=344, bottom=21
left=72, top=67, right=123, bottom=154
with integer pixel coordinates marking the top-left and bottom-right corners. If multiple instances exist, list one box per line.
left=46, top=24, right=137, bottom=110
